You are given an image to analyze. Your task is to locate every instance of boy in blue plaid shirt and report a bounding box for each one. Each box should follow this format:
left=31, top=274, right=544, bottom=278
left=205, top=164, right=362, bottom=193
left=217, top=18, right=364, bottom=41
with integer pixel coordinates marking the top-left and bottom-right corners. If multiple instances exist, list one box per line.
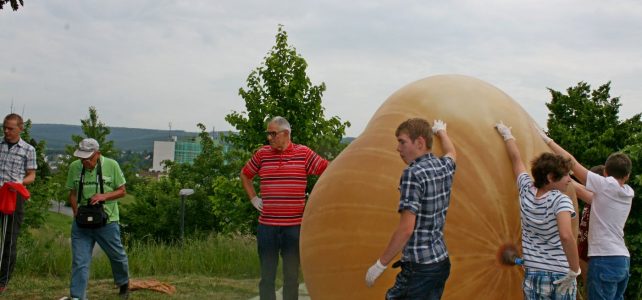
left=365, top=118, right=456, bottom=300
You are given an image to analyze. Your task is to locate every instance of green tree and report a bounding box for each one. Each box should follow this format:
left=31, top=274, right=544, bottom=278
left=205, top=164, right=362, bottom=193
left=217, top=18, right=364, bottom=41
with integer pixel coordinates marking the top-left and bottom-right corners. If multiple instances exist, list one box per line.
left=0, top=0, right=23, bottom=11
left=18, top=119, right=52, bottom=230
left=63, top=106, right=118, bottom=159
left=225, top=25, right=350, bottom=159
left=545, top=81, right=642, bottom=299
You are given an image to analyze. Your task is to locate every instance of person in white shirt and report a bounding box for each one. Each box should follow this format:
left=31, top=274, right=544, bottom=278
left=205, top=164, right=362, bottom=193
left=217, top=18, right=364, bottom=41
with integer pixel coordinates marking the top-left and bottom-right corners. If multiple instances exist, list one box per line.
left=539, top=127, right=634, bottom=300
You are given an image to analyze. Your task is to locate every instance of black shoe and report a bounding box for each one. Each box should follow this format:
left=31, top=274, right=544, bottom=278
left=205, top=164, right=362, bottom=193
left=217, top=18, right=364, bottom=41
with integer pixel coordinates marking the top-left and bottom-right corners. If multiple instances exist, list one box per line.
left=119, top=283, right=129, bottom=299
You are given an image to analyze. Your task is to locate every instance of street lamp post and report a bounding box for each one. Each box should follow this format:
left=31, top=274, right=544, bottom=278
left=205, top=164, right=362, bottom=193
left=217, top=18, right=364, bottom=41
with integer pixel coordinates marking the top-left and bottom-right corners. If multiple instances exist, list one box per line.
left=178, top=188, right=194, bottom=243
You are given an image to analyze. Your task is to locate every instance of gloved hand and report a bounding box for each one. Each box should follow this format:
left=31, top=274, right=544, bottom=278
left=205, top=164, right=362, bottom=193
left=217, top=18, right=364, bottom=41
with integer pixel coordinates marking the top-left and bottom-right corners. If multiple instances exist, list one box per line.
left=13, top=180, right=23, bottom=185
left=553, top=268, right=581, bottom=294
left=251, top=196, right=263, bottom=211
left=432, top=120, right=447, bottom=134
left=365, top=259, right=387, bottom=287
left=535, top=125, right=553, bottom=144
left=495, top=121, right=514, bottom=141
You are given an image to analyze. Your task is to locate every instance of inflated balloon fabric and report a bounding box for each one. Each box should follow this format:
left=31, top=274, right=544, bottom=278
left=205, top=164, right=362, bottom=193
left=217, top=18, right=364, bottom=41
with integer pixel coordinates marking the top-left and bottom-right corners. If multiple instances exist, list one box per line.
left=300, top=75, right=578, bottom=299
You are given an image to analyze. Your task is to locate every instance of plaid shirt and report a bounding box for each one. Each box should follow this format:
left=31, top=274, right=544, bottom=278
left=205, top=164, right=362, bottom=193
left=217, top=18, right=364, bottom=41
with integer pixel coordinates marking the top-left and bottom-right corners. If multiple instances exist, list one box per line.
left=398, top=153, right=456, bottom=264
left=0, top=138, right=37, bottom=186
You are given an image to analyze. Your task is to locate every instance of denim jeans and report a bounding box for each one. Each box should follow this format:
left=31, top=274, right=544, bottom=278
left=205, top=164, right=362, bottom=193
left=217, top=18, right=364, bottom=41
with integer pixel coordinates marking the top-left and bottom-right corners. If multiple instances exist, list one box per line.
left=0, top=195, right=24, bottom=287
left=70, top=221, right=129, bottom=299
left=386, top=257, right=450, bottom=300
left=588, top=256, right=630, bottom=300
left=257, top=224, right=300, bottom=300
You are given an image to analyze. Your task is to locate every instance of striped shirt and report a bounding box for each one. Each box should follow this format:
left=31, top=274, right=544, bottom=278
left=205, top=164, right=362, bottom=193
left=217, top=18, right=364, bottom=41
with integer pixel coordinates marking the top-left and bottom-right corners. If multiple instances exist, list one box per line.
left=518, top=173, right=575, bottom=273
left=0, top=138, right=37, bottom=186
left=398, top=153, right=456, bottom=264
left=242, top=143, right=328, bottom=226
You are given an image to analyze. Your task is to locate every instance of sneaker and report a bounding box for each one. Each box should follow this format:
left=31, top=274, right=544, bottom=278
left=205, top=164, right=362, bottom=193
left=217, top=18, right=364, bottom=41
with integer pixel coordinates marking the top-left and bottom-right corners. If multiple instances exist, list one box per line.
left=119, top=283, right=129, bottom=299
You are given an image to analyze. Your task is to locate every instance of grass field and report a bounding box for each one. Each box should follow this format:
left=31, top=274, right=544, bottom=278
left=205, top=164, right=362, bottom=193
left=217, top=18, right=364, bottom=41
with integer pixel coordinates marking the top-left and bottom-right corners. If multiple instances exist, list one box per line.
left=4, top=211, right=268, bottom=299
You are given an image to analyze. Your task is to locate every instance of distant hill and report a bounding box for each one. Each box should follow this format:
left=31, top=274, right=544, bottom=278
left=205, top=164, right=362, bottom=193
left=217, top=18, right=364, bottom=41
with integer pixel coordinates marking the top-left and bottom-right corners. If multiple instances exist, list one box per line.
left=30, top=124, right=356, bottom=154
left=30, top=124, right=199, bottom=153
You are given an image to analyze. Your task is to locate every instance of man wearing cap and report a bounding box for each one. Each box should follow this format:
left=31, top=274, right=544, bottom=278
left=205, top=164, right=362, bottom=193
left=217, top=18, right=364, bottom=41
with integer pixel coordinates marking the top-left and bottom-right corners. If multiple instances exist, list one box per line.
left=66, top=138, right=129, bottom=300
left=0, top=113, right=37, bottom=293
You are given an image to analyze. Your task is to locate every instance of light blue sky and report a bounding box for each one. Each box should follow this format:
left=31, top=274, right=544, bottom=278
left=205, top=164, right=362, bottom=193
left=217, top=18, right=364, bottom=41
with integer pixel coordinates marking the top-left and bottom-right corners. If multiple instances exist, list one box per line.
left=2, top=0, right=641, bottom=136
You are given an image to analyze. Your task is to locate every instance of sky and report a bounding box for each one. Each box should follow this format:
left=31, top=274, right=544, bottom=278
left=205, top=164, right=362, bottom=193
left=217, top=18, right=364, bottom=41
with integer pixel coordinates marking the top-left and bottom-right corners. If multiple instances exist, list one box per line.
left=2, top=0, right=642, bottom=137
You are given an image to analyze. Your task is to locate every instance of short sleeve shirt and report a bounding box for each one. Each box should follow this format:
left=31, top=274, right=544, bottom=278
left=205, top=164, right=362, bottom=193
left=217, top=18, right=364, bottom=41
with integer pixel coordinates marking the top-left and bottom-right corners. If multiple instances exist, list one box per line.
left=398, top=153, right=456, bottom=264
left=585, top=171, right=633, bottom=257
left=66, top=156, right=126, bottom=223
left=0, top=138, right=37, bottom=186
left=518, top=173, right=575, bottom=273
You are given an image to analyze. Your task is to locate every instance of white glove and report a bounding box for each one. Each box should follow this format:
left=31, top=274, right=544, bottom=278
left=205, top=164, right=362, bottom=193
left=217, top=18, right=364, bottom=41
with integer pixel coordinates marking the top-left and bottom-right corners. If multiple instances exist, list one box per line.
left=536, top=125, right=553, bottom=144
left=13, top=180, right=23, bottom=185
left=432, top=120, right=447, bottom=134
left=250, top=196, right=263, bottom=211
left=495, top=121, right=514, bottom=141
left=365, top=259, right=387, bottom=287
left=553, top=268, right=580, bottom=294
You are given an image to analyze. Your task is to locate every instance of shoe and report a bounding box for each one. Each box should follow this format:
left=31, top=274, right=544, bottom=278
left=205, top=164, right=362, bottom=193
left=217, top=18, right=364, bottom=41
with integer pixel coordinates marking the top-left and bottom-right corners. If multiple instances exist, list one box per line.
left=0, top=285, right=5, bottom=293
left=119, top=282, right=129, bottom=299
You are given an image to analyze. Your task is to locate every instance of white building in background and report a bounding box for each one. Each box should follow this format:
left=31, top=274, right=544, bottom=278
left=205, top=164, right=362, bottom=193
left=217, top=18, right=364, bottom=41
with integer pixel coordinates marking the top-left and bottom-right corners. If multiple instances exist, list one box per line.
left=150, top=140, right=176, bottom=172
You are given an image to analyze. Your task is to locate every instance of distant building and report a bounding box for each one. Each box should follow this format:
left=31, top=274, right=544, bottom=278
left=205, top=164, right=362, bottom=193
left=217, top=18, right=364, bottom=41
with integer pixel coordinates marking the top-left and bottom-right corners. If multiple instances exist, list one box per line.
left=150, top=136, right=203, bottom=172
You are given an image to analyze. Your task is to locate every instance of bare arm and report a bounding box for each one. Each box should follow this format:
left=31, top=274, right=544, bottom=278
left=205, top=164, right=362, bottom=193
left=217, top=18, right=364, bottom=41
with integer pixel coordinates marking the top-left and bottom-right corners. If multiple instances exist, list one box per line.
left=240, top=171, right=257, bottom=199
left=503, top=139, right=527, bottom=178
left=556, top=211, right=580, bottom=272
left=436, top=131, right=456, bottom=162
left=69, top=190, right=78, bottom=216
left=22, top=169, right=36, bottom=185
left=89, top=185, right=126, bottom=205
left=378, top=210, right=416, bottom=265
left=544, top=141, right=588, bottom=185
left=573, top=181, right=593, bottom=205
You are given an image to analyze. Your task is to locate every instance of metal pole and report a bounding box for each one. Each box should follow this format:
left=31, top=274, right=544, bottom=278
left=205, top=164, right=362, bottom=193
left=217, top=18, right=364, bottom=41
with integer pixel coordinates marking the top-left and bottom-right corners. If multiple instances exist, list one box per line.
left=180, top=195, right=185, bottom=243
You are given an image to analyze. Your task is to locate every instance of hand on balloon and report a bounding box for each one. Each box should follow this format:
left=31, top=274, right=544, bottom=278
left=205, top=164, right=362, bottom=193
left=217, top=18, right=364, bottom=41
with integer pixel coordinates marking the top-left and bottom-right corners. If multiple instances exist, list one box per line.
left=251, top=196, right=263, bottom=211
left=553, top=268, right=580, bottom=294
left=495, top=121, right=514, bottom=141
left=365, top=259, right=387, bottom=287
left=432, top=120, right=447, bottom=134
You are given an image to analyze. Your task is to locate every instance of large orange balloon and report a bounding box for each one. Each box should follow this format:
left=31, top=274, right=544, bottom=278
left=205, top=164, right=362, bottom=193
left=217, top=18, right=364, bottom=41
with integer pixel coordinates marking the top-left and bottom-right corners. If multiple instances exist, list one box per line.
left=300, top=75, right=578, bottom=299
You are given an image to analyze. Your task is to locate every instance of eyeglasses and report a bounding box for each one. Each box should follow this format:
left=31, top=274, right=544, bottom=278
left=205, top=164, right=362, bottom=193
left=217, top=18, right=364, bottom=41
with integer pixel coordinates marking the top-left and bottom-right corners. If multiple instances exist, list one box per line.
left=81, top=153, right=96, bottom=162
left=265, top=130, right=284, bottom=138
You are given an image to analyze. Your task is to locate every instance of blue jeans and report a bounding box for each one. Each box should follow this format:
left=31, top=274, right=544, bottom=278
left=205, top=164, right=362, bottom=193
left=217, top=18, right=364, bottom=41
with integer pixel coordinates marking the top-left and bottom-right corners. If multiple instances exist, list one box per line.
left=588, top=256, right=630, bottom=300
left=70, top=221, right=129, bottom=299
left=257, top=224, right=300, bottom=300
left=523, top=269, right=576, bottom=300
left=386, top=258, right=451, bottom=300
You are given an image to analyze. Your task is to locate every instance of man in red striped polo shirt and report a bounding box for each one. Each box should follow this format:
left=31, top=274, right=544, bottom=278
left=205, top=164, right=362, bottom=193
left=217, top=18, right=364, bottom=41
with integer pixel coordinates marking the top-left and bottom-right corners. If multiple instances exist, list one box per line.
left=241, top=116, right=329, bottom=300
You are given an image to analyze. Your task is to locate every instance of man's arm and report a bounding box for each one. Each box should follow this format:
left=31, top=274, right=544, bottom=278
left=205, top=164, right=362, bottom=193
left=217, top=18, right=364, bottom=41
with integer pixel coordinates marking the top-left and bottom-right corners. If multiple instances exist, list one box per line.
left=556, top=211, right=580, bottom=272
left=379, top=210, right=416, bottom=265
left=69, top=189, right=78, bottom=216
left=89, top=185, right=126, bottom=205
left=432, top=120, right=456, bottom=161
left=241, top=171, right=262, bottom=211
left=536, top=126, right=589, bottom=184
left=22, top=169, right=36, bottom=185
left=366, top=210, right=416, bottom=287
left=573, top=181, right=593, bottom=205
left=495, top=122, right=526, bottom=177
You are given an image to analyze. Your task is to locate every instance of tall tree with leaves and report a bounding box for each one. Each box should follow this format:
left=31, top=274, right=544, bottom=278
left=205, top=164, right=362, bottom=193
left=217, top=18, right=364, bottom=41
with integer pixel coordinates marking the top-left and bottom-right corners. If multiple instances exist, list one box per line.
left=225, top=25, right=350, bottom=159
left=63, top=106, right=118, bottom=159
left=545, top=81, right=642, bottom=299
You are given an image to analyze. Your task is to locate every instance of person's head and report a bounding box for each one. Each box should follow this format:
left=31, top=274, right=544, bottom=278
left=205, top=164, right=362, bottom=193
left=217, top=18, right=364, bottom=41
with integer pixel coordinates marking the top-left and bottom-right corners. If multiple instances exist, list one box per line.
left=531, top=152, right=573, bottom=190
left=3, top=113, right=24, bottom=143
left=266, top=116, right=291, bottom=152
left=395, top=118, right=432, bottom=164
left=604, top=152, right=632, bottom=180
left=590, top=164, right=605, bottom=177
left=74, top=138, right=101, bottom=169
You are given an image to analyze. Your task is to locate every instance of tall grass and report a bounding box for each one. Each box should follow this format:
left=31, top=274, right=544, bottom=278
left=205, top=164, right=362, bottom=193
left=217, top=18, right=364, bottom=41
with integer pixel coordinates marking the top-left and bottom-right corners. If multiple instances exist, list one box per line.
left=15, top=213, right=260, bottom=281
